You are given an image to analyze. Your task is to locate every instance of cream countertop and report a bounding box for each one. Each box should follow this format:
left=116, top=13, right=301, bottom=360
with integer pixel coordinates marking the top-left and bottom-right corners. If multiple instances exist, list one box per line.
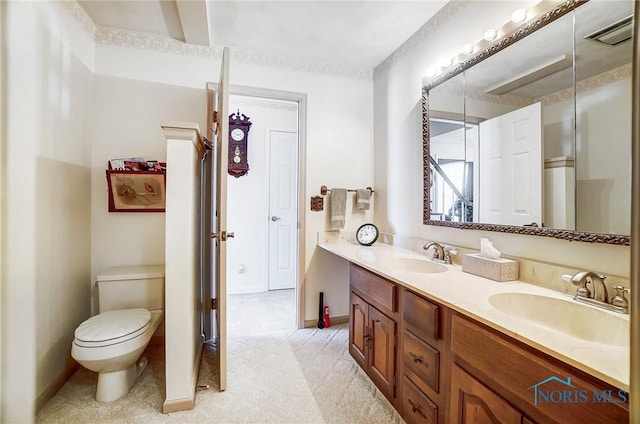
left=318, top=237, right=629, bottom=392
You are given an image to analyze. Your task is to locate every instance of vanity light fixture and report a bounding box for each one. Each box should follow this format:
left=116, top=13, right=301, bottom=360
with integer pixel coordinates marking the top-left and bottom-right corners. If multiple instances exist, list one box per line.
left=483, top=29, right=497, bottom=41
left=426, top=68, right=438, bottom=78
left=511, top=8, right=527, bottom=24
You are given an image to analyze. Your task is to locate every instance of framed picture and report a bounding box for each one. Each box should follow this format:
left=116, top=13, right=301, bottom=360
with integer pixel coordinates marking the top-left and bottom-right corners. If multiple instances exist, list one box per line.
left=106, top=170, right=166, bottom=212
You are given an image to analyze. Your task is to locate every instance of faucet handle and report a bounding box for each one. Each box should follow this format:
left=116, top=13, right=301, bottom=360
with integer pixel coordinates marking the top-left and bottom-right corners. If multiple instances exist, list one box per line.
left=612, top=286, right=630, bottom=309
left=442, top=246, right=457, bottom=265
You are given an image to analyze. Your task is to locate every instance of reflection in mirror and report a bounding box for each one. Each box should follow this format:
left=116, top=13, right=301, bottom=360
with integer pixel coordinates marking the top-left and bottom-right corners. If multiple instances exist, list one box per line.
left=423, top=0, right=633, bottom=244
left=428, top=73, right=470, bottom=222
left=467, top=8, right=574, bottom=228
left=574, top=0, right=633, bottom=235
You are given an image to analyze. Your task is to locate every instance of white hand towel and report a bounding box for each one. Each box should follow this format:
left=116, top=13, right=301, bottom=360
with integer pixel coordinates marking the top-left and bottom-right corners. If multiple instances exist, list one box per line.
left=356, top=189, right=371, bottom=210
left=330, top=188, right=347, bottom=229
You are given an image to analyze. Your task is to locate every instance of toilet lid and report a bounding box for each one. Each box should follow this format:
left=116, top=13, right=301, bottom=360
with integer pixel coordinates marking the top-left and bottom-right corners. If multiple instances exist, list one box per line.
left=74, top=309, right=151, bottom=348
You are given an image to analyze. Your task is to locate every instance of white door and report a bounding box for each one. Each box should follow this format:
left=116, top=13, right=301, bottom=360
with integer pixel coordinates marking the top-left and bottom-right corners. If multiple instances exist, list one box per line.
left=268, top=130, right=298, bottom=290
left=211, top=47, right=230, bottom=391
left=479, top=102, right=542, bottom=226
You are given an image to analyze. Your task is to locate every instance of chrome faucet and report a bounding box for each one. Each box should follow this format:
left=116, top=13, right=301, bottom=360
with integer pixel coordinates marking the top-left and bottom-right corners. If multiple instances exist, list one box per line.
left=566, top=271, right=629, bottom=314
left=423, top=242, right=451, bottom=264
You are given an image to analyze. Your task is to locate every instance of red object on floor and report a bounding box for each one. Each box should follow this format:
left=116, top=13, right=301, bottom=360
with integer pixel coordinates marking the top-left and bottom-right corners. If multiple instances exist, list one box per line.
left=323, top=305, right=331, bottom=328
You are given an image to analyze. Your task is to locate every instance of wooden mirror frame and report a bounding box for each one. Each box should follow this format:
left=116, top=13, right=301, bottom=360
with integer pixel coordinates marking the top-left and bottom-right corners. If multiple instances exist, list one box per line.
left=422, top=0, right=630, bottom=246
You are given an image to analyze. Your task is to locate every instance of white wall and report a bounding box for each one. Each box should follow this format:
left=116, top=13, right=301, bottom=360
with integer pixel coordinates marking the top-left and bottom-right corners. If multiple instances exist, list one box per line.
left=2, top=1, right=94, bottom=421
left=575, top=77, right=631, bottom=235
left=90, top=75, right=205, bottom=309
left=373, top=0, right=630, bottom=280
left=227, top=95, right=298, bottom=294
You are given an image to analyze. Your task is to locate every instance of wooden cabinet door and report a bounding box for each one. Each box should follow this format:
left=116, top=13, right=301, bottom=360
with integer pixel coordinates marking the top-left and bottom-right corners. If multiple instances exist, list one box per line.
left=349, top=292, right=368, bottom=369
left=450, top=365, right=521, bottom=424
left=368, top=306, right=396, bottom=401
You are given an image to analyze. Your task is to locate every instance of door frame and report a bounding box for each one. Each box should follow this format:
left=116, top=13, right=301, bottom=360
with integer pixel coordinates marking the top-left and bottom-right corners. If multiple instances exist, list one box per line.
left=229, top=85, right=307, bottom=329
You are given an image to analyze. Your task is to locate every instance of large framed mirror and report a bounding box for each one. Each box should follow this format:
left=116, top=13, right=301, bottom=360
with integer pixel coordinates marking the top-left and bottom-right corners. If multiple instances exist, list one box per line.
left=423, top=0, right=633, bottom=245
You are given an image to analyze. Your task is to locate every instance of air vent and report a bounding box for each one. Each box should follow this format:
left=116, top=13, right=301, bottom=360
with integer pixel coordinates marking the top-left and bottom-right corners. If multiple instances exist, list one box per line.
left=585, top=15, right=633, bottom=46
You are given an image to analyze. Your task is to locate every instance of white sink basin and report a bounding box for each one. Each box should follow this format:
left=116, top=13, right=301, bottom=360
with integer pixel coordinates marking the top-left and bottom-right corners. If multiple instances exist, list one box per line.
left=489, top=293, right=628, bottom=346
left=381, top=257, right=447, bottom=274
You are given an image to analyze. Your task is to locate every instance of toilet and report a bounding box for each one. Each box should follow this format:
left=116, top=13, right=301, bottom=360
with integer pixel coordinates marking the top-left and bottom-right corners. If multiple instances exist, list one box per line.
left=71, top=265, right=164, bottom=402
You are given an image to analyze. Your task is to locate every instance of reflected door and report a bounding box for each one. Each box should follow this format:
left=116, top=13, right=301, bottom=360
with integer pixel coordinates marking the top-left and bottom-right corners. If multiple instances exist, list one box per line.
left=478, top=102, right=543, bottom=226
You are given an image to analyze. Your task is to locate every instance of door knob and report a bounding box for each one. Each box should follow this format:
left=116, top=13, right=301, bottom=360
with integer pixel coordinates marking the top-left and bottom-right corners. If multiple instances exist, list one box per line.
left=271, top=216, right=281, bottom=222
left=212, top=231, right=234, bottom=241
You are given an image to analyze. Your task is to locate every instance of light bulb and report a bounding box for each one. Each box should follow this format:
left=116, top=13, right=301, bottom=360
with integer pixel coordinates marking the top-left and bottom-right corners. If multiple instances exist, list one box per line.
left=440, top=57, right=453, bottom=68
left=426, top=68, right=437, bottom=78
left=461, top=44, right=474, bottom=55
left=483, top=29, right=497, bottom=41
left=511, top=9, right=527, bottom=23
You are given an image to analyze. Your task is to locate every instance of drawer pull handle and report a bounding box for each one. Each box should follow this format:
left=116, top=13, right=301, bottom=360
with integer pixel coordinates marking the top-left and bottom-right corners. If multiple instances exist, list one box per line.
left=409, top=399, right=428, bottom=419
left=410, top=352, right=426, bottom=366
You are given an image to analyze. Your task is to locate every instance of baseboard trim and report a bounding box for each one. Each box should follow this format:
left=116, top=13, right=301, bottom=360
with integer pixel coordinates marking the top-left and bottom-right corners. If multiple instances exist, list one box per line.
left=162, top=342, right=204, bottom=414
left=36, top=362, right=79, bottom=411
left=193, top=341, right=204, bottom=392
left=162, top=396, right=195, bottom=413
left=304, top=315, right=348, bottom=328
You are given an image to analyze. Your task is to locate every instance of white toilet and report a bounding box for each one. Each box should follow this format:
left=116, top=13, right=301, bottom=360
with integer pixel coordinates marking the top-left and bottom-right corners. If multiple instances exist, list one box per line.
left=71, top=265, right=164, bottom=402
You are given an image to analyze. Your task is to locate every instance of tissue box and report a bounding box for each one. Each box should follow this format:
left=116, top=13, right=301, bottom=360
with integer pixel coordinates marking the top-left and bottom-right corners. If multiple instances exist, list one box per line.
left=462, top=253, right=519, bottom=282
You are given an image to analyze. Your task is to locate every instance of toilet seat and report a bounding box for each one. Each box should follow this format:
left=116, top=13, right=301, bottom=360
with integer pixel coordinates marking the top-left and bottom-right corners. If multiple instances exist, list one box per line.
left=74, top=309, right=151, bottom=348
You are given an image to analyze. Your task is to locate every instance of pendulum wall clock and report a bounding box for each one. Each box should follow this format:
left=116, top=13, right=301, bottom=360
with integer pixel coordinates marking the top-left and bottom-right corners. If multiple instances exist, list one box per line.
left=228, top=110, right=252, bottom=177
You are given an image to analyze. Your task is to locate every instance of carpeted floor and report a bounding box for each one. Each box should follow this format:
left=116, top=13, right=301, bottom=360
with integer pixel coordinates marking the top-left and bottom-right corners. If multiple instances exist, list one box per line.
left=37, top=290, right=403, bottom=423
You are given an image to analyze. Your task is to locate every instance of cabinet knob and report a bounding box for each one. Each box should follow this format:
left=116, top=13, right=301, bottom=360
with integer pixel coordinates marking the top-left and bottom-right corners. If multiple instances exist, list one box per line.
left=408, top=399, right=427, bottom=419
left=410, top=352, right=426, bottom=366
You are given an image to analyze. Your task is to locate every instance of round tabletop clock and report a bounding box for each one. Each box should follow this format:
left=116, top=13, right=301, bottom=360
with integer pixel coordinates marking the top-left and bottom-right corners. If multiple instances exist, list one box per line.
left=355, top=223, right=379, bottom=246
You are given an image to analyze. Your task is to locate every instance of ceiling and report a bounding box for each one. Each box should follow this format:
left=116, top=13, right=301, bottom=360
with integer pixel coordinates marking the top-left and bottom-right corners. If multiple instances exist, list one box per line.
left=77, top=0, right=448, bottom=70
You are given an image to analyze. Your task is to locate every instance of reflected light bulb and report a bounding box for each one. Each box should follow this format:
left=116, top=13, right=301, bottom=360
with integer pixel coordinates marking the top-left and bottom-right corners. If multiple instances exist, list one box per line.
left=461, top=44, right=474, bottom=55
left=483, top=29, right=497, bottom=41
left=511, top=9, right=527, bottom=23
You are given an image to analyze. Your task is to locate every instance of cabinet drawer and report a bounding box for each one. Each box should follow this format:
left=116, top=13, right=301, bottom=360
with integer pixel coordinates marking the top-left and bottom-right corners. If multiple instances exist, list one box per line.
left=451, top=314, right=628, bottom=424
left=403, top=330, right=439, bottom=393
left=350, top=265, right=397, bottom=313
left=401, top=376, right=438, bottom=424
left=402, top=290, right=439, bottom=342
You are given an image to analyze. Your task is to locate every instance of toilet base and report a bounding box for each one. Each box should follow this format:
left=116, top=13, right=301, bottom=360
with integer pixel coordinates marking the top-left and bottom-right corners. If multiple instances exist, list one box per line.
left=96, top=356, right=149, bottom=402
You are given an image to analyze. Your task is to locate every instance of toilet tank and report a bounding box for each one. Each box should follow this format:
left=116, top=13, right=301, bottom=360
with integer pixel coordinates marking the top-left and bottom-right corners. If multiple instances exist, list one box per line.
left=96, top=265, right=165, bottom=313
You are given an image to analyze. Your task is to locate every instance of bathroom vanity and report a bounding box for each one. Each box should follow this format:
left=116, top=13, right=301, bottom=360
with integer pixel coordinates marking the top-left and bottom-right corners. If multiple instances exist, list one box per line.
left=320, top=239, right=629, bottom=424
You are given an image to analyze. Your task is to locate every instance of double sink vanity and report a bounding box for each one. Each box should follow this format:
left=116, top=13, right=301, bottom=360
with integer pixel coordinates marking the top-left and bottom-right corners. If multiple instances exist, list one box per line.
left=318, top=235, right=629, bottom=424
